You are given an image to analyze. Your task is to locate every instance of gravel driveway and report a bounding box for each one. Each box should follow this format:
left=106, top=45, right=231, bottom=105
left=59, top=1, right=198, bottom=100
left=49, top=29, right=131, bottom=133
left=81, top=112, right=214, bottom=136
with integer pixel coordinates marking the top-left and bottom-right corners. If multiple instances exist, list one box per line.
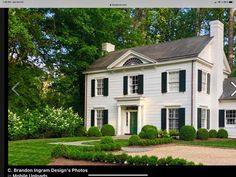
left=115, top=144, right=236, bottom=165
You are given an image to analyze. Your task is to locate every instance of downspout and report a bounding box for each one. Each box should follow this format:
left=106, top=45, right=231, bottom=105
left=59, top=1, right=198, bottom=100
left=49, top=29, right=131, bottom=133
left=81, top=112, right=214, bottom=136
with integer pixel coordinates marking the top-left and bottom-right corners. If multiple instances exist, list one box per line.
left=191, top=60, right=194, bottom=126
left=84, top=74, right=87, bottom=128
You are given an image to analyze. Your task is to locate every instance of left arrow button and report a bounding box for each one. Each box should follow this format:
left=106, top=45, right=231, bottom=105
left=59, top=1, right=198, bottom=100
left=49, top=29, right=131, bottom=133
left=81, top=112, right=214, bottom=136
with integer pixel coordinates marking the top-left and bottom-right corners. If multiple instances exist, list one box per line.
left=12, top=82, right=20, bottom=96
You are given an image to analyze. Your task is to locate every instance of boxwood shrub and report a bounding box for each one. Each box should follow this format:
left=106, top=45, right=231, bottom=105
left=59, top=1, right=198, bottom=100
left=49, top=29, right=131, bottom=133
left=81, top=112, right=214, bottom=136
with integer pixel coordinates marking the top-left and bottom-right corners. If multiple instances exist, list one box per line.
left=101, top=124, right=115, bottom=136
left=128, top=135, right=141, bottom=145
left=217, top=129, right=228, bottom=138
left=139, top=125, right=158, bottom=139
left=209, top=129, right=217, bottom=138
left=197, top=128, right=209, bottom=140
left=179, top=125, right=196, bottom=141
left=100, top=136, right=114, bottom=144
left=87, top=127, right=102, bottom=137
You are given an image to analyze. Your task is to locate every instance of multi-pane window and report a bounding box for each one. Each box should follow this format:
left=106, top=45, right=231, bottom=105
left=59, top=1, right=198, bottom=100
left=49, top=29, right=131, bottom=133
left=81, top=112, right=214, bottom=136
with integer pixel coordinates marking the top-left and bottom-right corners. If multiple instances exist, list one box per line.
left=168, top=108, right=179, bottom=130
left=96, top=110, right=103, bottom=129
left=202, top=71, right=207, bottom=93
left=129, top=76, right=138, bottom=94
left=168, top=71, right=179, bottom=92
left=226, top=110, right=236, bottom=125
left=201, top=109, right=207, bottom=128
left=96, top=79, right=104, bottom=96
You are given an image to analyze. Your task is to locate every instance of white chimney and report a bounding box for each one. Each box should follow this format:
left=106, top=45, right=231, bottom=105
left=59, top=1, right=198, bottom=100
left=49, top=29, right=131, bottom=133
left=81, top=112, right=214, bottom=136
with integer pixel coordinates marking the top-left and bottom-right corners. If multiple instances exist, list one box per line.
left=209, top=20, right=224, bottom=130
left=102, top=43, right=115, bottom=53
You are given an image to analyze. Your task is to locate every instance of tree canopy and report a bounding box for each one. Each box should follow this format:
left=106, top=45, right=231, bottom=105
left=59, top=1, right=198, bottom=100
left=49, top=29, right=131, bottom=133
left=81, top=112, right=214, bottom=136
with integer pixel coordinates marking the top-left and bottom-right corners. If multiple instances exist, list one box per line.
left=8, top=8, right=236, bottom=116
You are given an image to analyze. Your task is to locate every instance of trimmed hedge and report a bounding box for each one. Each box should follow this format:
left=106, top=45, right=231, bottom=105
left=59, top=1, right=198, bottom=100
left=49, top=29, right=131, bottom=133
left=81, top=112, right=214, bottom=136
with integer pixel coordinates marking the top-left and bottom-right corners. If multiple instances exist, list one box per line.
left=128, top=136, right=173, bottom=146
left=76, top=126, right=87, bottom=136
left=87, top=127, right=102, bottom=137
left=217, top=129, right=228, bottom=138
left=141, top=125, right=158, bottom=133
left=101, top=124, right=115, bottom=136
left=209, top=129, right=217, bottom=138
left=158, top=130, right=169, bottom=138
left=51, top=145, right=197, bottom=166
left=100, top=136, right=114, bottom=144
left=169, top=129, right=179, bottom=137
left=179, top=125, right=196, bottom=141
left=95, top=143, right=121, bottom=151
left=197, top=128, right=209, bottom=140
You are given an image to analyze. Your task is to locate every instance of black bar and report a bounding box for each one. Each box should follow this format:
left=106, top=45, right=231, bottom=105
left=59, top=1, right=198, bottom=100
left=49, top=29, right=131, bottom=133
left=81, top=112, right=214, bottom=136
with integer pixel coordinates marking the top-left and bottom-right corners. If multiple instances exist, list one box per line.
left=0, top=8, right=8, bottom=177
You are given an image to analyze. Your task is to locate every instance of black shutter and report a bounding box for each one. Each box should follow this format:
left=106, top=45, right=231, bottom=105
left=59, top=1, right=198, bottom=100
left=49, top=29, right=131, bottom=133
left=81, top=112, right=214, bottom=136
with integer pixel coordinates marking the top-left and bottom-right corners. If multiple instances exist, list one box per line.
left=207, top=73, right=211, bottom=94
left=161, top=72, right=167, bottom=93
left=197, top=108, right=202, bottom=129
left=123, top=76, right=128, bottom=95
left=161, top=108, right=167, bottom=130
left=179, top=70, right=186, bottom=92
left=219, top=110, right=225, bottom=127
left=103, top=110, right=108, bottom=125
left=91, top=79, right=95, bottom=97
left=91, top=110, right=95, bottom=126
left=179, top=108, right=185, bottom=130
left=137, top=75, right=144, bottom=94
left=207, top=109, right=210, bottom=129
left=198, top=70, right=202, bottom=92
left=103, top=78, right=109, bottom=96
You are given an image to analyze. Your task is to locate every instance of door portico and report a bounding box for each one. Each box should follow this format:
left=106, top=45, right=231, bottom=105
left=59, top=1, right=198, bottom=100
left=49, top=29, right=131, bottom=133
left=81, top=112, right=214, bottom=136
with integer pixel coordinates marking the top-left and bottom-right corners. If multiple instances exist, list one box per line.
left=115, top=96, right=145, bottom=135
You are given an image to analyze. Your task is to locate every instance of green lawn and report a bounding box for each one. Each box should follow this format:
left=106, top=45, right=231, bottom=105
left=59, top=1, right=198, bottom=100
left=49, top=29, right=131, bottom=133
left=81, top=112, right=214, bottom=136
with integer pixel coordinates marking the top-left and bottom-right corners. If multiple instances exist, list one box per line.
left=8, top=137, right=100, bottom=165
left=175, top=139, right=236, bottom=149
left=82, top=139, right=129, bottom=147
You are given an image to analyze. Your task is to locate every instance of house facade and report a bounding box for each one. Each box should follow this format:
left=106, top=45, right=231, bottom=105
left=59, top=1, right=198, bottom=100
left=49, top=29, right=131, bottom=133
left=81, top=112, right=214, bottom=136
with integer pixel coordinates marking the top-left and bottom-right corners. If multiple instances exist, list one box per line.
left=84, top=20, right=236, bottom=138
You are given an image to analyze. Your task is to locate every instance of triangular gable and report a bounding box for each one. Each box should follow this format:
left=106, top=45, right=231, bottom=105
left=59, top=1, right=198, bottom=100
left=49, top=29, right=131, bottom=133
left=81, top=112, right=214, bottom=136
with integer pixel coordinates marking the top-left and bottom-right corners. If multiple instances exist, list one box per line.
left=107, top=50, right=156, bottom=69
left=223, top=52, right=231, bottom=73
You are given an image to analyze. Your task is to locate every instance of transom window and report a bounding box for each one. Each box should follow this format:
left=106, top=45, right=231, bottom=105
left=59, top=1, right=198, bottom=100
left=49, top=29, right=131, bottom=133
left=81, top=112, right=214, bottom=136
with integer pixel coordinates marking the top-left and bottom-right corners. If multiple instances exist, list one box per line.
left=168, top=108, right=179, bottom=130
left=168, top=71, right=179, bottom=92
left=226, top=110, right=236, bottom=125
left=129, top=75, right=138, bottom=94
left=123, top=58, right=143, bottom=66
left=201, top=109, right=207, bottom=128
left=96, top=110, right=103, bottom=129
left=202, top=71, right=207, bottom=93
left=96, top=79, right=104, bottom=96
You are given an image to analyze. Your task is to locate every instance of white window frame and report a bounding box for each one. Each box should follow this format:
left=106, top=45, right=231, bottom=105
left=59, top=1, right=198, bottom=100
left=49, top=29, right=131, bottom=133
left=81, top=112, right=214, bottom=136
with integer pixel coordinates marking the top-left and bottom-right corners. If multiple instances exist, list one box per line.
left=167, top=108, right=179, bottom=131
left=201, top=71, right=207, bottom=94
left=128, top=75, right=139, bottom=95
left=168, top=71, right=179, bottom=93
left=201, top=108, right=207, bottom=129
left=225, top=110, right=236, bottom=127
left=95, top=109, right=104, bottom=129
left=95, top=78, right=104, bottom=96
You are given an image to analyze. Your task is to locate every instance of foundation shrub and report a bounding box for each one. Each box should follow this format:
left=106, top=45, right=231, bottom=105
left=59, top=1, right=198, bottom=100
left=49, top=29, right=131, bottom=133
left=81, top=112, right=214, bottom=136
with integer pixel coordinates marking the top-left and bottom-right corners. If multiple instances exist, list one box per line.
left=217, top=129, right=228, bottom=138
left=87, top=127, right=102, bottom=137
left=139, top=125, right=158, bottom=139
left=179, top=125, right=196, bottom=141
left=101, top=124, right=115, bottom=136
left=209, top=129, right=217, bottom=138
left=169, top=129, right=179, bottom=137
left=197, top=128, right=209, bottom=140
left=158, top=130, right=169, bottom=138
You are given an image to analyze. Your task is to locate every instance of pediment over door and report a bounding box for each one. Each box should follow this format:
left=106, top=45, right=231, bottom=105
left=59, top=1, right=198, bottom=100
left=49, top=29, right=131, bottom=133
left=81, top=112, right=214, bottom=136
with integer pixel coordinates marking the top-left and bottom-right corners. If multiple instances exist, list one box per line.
left=107, top=50, right=156, bottom=69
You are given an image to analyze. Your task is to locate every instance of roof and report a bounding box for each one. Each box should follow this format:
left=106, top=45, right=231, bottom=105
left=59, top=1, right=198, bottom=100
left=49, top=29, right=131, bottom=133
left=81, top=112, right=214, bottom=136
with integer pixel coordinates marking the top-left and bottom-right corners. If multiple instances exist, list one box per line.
left=220, top=77, right=236, bottom=100
left=87, top=35, right=213, bottom=71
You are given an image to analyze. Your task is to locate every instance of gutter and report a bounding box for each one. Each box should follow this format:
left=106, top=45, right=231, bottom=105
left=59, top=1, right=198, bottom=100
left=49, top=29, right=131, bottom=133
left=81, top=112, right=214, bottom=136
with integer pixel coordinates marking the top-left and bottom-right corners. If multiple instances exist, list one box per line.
left=84, top=74, right=87, bottom=128
left=191, top=60, right=194, bottom=126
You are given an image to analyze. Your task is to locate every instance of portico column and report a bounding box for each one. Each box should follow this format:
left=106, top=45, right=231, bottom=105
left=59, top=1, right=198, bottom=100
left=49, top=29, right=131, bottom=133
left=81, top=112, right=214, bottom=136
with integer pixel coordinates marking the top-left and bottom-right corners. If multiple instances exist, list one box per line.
left=117, top=105, right=122, bottom=135
left=138, top=105, right=142, bottom=133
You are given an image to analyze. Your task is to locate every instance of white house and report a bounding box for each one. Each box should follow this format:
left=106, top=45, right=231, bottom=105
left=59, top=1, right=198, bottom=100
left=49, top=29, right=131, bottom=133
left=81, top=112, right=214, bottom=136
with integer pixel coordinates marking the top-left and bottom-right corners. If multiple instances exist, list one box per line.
left=83, top=20, right=236, bottom=138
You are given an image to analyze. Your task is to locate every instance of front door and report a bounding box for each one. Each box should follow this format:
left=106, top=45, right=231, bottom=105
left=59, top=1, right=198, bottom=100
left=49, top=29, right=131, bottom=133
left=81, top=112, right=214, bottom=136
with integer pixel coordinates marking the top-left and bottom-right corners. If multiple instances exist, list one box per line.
left=130, top=112, right=137, bottom=134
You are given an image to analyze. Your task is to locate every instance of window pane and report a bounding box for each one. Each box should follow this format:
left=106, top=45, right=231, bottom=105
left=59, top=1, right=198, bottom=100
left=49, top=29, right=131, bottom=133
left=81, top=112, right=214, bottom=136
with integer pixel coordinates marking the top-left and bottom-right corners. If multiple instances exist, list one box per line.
left=96, top=79, right=104, bottom=95
left=97, top=110, right=103, bottom=129
left=226, top=110, right=236, bottom=125
left=169, top=71, right=179, bottom=92
left=169, top=108, right=179, bottom=130
left=129, top=75, right=138, bottom=94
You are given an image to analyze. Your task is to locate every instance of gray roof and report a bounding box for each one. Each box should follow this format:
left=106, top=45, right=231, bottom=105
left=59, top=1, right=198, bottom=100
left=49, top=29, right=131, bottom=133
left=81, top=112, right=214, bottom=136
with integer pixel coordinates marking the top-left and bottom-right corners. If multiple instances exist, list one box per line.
left=220, top=77, right=236, bottom=100
left=87, top=35, right=213, bottom=71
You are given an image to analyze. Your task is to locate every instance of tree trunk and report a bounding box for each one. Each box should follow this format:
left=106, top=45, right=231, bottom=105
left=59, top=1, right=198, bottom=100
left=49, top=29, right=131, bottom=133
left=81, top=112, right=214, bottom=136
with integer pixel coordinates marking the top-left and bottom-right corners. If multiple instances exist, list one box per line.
left=228, top=8, right=234, bottom=69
